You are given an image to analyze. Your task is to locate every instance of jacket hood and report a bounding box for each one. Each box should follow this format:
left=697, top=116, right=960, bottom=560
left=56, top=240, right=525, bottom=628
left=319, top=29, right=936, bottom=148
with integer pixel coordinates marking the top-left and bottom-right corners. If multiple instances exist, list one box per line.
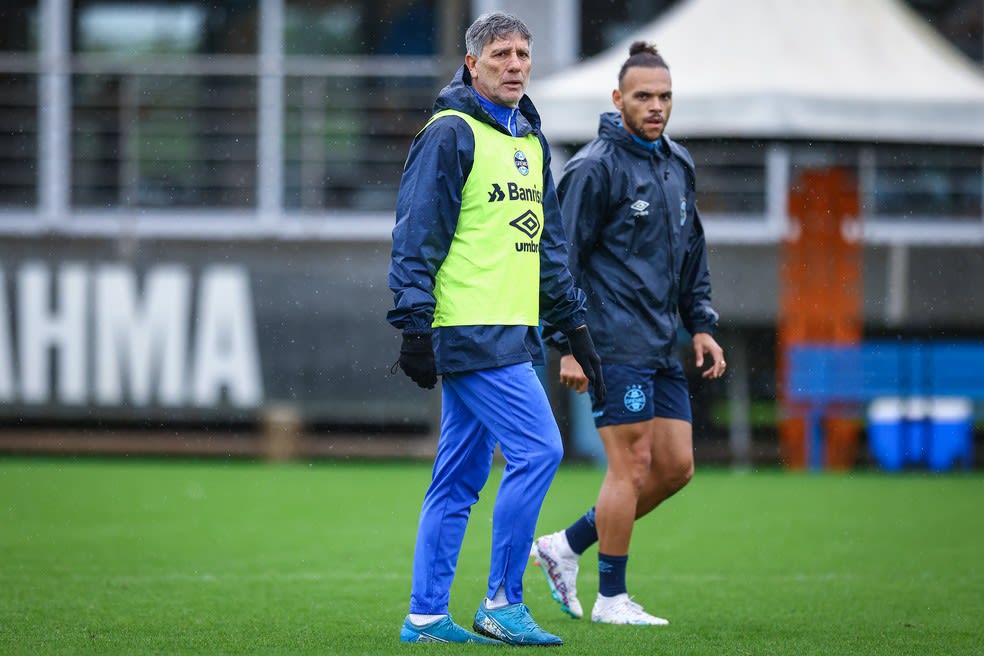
left=597, top=111, right=695, bottom=174
left=433, top=65, right=541, bottom=135
left=597, top=111, right=663, bottom=157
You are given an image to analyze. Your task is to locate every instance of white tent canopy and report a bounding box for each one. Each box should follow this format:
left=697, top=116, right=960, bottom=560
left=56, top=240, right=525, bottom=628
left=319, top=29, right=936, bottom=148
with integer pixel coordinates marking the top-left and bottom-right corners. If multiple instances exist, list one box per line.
left=532, top=0, right=984, bottom=144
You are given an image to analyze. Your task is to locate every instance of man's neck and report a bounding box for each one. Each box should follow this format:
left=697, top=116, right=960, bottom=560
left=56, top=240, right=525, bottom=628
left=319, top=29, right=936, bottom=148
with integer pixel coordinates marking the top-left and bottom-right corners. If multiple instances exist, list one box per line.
left=617, top=119, right=664, bottom=154
left=471, top=89, right=519, bottom=136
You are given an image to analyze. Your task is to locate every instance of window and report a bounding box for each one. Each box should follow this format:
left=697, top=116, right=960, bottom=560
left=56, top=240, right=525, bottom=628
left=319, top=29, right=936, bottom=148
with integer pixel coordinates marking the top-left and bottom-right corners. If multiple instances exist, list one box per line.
left=683, top=139, right=768, bottom=215
left=0, top=0, right=39, bottom=52
left=283, top=73, right=434, bottom=211
left=0, top=74, right=37, bottom=208
left=284, top=1, right=436, bottom=56
left=70, top=1, right=259, bottom=209
left=64, top=0, right=444, bottom=213
left=73, top=1, right=258, bottom=55
left=1, top=0, right=459, bottom=222
left=72, top=74, right=257, bottom=208
left=868, top=146, right=983, bottom=221
left=579, top=0, right=681, bottom=58
left=282, top=1, right=443, bottom=211
left=0, top=1, right=39, bottom=208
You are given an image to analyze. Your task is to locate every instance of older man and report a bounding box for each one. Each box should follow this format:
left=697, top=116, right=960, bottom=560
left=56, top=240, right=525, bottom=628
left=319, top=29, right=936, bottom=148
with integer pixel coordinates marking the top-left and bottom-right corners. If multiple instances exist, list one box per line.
left=388, top=11, right=605, bottom=646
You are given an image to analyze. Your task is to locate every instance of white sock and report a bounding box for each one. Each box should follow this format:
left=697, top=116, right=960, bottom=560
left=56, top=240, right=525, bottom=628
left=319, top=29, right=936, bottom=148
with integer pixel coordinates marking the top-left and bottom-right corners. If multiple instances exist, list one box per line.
left=408, top=613, right=446, bottom=626
left=485, top=586, right=510, bottom=609
left=555, top=531, right=577, bottom=559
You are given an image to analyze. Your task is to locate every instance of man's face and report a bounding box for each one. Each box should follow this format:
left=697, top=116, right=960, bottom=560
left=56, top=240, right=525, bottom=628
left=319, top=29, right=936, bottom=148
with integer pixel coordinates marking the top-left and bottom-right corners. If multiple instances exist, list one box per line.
left=466, top=34, right=531, bottom=108
left=613, top=65, right=673, bottom=141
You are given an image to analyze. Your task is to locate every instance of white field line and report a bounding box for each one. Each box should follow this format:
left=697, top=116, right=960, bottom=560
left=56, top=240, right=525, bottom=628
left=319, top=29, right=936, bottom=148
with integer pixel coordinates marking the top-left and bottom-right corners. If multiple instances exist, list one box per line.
left=107, top=571, right=407, bottom=584
left=1, top=570, right=406, bottom=585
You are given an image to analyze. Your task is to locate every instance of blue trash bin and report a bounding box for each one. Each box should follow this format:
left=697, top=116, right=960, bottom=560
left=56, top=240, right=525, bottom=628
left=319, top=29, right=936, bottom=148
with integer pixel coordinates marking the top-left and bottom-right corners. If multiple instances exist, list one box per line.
left=903, top=397, right=931, bottom=466
left=868, top=397, right=904, bottom=471
left=928, top=397, right=973, bottom=472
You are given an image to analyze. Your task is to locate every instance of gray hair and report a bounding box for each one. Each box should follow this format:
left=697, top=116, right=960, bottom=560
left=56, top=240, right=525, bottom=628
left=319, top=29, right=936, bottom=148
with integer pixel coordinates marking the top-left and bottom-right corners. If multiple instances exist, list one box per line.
left=465, top=12, right=532, bottom=58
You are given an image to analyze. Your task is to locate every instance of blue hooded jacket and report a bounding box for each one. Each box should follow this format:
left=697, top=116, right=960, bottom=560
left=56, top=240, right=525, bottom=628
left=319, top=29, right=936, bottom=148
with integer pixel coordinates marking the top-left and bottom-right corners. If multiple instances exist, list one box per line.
left=546, top=112, right=719, bottom=369
left=387, top=66, right=587, bottom=374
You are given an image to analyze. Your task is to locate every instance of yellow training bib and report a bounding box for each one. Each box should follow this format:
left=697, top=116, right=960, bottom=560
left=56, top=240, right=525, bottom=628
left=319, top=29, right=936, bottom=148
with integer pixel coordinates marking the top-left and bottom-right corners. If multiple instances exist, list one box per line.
left=428, top=110, right=544, bottom=327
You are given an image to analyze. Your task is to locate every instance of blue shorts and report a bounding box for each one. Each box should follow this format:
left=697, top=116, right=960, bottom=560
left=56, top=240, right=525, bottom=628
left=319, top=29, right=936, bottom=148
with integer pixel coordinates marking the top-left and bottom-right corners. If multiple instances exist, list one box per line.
left=592, top=362, right=692, bottom=428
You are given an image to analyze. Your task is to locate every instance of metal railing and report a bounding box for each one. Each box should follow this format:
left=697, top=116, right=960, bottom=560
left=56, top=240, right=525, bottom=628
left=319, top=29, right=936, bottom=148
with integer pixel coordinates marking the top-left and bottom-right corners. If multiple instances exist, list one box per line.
left=1, top=50, right=983, bottom=243
left=0, top=51, right=443, bottom=237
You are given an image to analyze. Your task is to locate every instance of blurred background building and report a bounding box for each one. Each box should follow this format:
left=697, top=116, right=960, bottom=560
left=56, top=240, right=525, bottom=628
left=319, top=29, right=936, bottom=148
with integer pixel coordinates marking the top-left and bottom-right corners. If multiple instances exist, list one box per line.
left=0, top=0, right=982, bottom=466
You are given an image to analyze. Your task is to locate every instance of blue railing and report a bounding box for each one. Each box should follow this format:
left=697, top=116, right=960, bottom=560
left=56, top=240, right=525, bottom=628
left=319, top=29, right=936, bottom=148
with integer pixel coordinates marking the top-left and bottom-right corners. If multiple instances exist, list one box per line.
left=785, top=341, right=984, bottom=469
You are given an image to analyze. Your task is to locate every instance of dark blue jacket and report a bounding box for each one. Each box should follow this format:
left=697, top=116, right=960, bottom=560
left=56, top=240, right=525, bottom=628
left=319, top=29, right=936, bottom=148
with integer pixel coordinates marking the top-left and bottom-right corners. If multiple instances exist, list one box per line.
left=387, top=66, right=587, bottom=374
left=547, top=112, right=719, bottom=369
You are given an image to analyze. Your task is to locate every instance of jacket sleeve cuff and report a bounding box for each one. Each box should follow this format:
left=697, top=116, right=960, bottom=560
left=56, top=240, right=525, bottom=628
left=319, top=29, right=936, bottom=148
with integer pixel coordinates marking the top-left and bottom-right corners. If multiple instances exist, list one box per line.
left=541, top=327, right=572, bottom=355
left=690, top=324, right=716, bottom=337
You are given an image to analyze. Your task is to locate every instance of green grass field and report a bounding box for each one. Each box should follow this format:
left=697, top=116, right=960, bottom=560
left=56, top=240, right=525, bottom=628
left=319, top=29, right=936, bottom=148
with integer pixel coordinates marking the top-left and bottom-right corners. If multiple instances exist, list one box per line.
left=1, top=457, right=982, bottom=655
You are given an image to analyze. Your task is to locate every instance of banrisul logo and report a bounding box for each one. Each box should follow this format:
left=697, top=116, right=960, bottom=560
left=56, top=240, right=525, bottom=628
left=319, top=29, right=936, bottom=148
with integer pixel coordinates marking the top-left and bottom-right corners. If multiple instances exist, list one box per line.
left=623, top=384, right=645, bottom=412
left=510, top=210, right=540, bottom=253
left=487, top=182, right=542, bottom=203
left=488, top=183, right=505, bottom=202
left=514, top=150, right=530, bottom=176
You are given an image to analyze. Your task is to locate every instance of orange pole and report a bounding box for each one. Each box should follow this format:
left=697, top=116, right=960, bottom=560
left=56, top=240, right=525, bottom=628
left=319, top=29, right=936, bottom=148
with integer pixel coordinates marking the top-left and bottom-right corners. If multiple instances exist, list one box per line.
left=778, top=168, right=862, bottom=470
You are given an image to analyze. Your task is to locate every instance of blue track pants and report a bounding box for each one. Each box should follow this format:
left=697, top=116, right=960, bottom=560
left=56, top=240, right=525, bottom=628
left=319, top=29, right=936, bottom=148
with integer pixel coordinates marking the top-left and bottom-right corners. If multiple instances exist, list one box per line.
left=408, top=362, right=564, bottom=614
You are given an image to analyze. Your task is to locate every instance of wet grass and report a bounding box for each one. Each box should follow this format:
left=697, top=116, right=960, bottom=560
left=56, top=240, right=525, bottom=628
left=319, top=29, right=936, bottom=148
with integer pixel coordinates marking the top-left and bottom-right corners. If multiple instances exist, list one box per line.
left=1, top=457, right=981, bottom=655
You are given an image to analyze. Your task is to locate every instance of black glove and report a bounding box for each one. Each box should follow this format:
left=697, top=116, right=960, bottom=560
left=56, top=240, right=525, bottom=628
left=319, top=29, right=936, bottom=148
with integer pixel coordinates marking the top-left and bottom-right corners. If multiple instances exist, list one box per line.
left=565, top=325, right=606, bottom=408
left=398, top=332, right=437, bottom=389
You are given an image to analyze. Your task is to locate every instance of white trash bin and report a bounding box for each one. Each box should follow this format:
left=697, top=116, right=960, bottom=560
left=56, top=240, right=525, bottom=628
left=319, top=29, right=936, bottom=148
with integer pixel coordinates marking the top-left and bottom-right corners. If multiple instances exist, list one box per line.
left=928, top=397, right=973, bottom=472
left=868, top=397, right=904, bottom=471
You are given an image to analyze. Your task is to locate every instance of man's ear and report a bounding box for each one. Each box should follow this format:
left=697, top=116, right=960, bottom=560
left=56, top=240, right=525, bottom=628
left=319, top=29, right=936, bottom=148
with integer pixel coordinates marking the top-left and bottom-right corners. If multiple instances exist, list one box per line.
left=612, top=88, right=623, bottom=112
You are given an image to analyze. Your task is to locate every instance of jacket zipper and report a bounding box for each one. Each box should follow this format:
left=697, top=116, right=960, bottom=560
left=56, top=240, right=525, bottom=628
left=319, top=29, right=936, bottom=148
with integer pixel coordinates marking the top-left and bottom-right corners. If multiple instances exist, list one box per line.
left=652, top=154, right=677, bottom=306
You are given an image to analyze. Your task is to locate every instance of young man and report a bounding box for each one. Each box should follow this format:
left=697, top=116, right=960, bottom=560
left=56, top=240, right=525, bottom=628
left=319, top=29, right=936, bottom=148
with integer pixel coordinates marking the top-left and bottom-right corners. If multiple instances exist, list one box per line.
left=533, top=42, right=726, bottom=626
left=388, top=11, right=606, bottom=646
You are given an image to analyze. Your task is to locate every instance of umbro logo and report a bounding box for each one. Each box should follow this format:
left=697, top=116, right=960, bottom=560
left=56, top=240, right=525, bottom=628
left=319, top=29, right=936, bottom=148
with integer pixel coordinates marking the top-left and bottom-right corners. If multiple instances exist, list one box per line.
left=630, top=199, right=649, bottom=215
left=509, top=210, right=540, bottom=238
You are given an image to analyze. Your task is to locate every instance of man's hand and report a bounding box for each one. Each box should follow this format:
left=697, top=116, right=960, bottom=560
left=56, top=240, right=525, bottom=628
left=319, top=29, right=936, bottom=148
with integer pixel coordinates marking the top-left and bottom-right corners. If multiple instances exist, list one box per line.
left=565, top=325, right=606, bottom=406
left=693, top=332, right=726, bottom=379
left=558, top=354, right=589, bottom=393
left=398, top=332, right=437, bottom=389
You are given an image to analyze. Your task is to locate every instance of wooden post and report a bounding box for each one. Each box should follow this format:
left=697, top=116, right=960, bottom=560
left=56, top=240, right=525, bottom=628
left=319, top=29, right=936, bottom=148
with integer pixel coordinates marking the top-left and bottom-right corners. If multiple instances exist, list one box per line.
left=261, top=403, right=303, bottom=462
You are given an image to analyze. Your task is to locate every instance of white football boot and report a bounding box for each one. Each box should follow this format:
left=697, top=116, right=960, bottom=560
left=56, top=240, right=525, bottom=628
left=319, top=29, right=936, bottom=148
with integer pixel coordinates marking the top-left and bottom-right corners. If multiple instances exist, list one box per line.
left=590, top=593, right=669, bottom=626
left=529, top=531, right=583, bottom=619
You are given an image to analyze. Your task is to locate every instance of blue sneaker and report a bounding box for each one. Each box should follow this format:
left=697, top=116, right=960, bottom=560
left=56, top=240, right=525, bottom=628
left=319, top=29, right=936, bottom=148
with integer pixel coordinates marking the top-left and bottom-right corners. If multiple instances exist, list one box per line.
left=473, top=603, right=563, bottom=646
left=400, top=615, right=503, bottom=644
